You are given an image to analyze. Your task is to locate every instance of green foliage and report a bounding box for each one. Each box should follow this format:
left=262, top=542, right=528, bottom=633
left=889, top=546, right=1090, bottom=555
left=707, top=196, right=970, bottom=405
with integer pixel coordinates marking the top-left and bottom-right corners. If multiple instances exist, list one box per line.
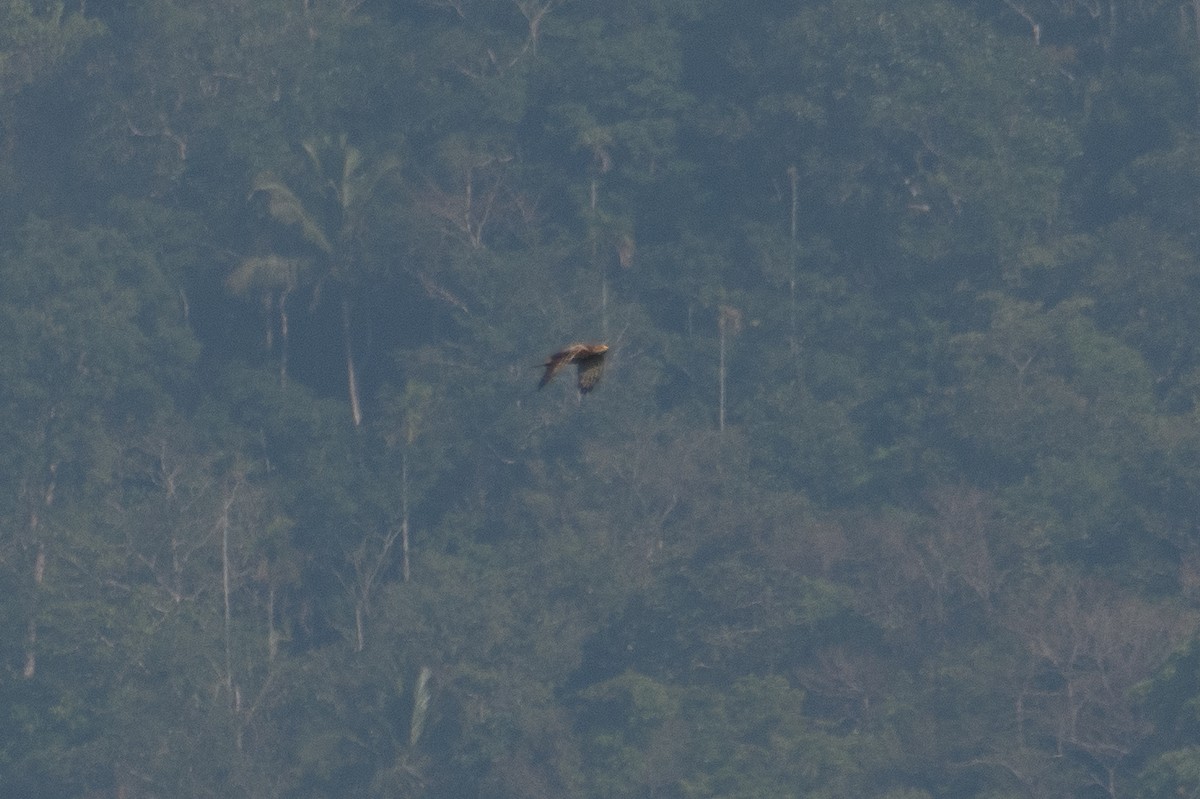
left=0, top=0, right=100, bottom=96
left=576, top=673, right=886, bottom=798
left=1, top=1, right=1200, bottom=797
left=1137, top=747, right=1200, bottom=799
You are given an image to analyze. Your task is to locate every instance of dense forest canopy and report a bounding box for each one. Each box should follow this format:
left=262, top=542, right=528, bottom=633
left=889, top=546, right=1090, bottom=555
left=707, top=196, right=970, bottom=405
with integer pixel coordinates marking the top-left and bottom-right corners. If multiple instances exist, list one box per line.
left=4, top=0, right=1200, bottom=796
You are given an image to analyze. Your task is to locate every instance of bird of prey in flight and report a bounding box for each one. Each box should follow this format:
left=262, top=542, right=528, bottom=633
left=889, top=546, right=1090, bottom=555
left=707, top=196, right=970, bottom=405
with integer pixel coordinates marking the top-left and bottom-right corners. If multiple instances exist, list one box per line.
left=538, top=342, right=609, bottom=394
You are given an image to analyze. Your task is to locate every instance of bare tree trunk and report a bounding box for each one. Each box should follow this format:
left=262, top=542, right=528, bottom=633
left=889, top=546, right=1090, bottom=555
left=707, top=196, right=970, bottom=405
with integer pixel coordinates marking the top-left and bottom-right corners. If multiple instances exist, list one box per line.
left=278, top=287, right=291, bottom=387
left=1001, top=0, right=1041, bottom=44
left=600, top=278, right=609, bottom=339
left=219, top=481, right=239, bottom=710
left=24, top=543, right=45, bottom=678
left=718, top=318, right=727, bottom=433
left=342, top=297, right=363, bottom=427
left=23, top=615, right=37, bottom=678
left=787, top=165, right=800, bottom=357
left=349, top=520, right=405, bottom=651
left=717, top=306, right=742, bottom=432
left=24, top=463, right=56, bottom=680
left=401, top=449, right=411, bottom=583
left=267, top=583, right=279, bottom=661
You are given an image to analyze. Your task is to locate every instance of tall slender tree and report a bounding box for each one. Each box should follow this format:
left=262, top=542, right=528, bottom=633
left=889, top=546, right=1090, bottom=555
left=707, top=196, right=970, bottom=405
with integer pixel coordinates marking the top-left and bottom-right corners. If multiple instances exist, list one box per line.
left=250, top=134, right=400, bottom=426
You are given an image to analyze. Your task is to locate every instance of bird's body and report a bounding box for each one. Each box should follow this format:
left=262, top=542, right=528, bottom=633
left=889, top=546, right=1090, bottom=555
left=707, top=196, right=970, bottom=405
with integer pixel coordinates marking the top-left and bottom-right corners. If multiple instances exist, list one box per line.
left=538, top=342, right=609, bottom=394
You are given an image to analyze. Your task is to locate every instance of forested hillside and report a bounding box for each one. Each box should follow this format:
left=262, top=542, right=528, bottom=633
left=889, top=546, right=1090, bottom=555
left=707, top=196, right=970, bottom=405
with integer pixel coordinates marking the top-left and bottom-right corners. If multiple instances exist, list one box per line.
left=4, top=0, right=1200, bottom=796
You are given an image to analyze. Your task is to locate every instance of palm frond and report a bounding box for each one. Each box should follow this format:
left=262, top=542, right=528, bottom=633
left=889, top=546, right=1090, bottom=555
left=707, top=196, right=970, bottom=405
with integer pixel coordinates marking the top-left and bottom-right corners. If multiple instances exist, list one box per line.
left=251, top=172, right=333, bottom=255
left=409, top=665, right=433, bottom=748
left=226, top=254, right=305, bottom=295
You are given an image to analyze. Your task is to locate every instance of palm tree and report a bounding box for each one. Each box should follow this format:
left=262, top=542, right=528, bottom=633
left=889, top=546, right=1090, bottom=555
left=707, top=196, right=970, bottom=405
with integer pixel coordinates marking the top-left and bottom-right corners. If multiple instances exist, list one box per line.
left=247, top=134, right=400, bottom=426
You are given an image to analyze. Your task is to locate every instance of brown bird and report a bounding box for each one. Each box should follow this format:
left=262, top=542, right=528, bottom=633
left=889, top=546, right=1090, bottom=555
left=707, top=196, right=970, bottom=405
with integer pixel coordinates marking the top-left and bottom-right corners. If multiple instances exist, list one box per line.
left=538, top=342, right=610, bottom=394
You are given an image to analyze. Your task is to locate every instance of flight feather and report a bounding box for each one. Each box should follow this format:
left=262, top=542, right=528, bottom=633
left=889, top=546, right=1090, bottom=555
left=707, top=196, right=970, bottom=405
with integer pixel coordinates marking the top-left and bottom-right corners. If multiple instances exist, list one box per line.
left=538, top=342, right=609, bottom=393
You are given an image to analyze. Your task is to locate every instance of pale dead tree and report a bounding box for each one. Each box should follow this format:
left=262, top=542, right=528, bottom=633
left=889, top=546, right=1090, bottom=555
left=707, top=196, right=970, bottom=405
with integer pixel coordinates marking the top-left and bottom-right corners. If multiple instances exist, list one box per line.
left=796, top=646, right=888, bottom=728
left=953, top=294, right=1088, bottom=411
left=590, top=226, right=635, bottom=337
left=121, top=441, right=221, bottom=607
left=118, top=441, right=219, bottom=604
left=21, top=460, right=56, bottom=679
left=124, top=114, right=190, bottom=195
left=438, top=0, right=562, bottom=75
left=210, top=471, right=297, bottom=752
left=581, top=429, right=741, bottom=586
left=95, top=434, right=293, bottom=756
left=847, top=514, right=940, bottom=634
left=124, top=443, right=250, bottom=712
left=510, top=188, right=544, bottom=232
left=342, top=523, right=404, bottom=652
left=454, top=47, right=504, bottom=82
left=217, top=475, right=244, bottom=711
left=1001, top=0, right=1042, bottom=44
left=954, top=748, right=1075, bottom=799
left=127, top=118, right=188, bottom=161
left=389, top=381, right=435, bottom=585
left=419, top=147, right=513, bottom=250
left=513, top=0, right=563, bottom=56
left=250, top=134, right=400, bottom=426
left=340, top=381, right=437, bottom=648
left=416, top=272, right=471, bottom=316
left=565, top=118, right=625, bottom=332
left=399, top=464, right=411, bottom=585
left=786, top=164, right=801, bottom=355
left=920, top=485, right=1003, bottom=613
left=1001, top=575, right=1195, bottom=798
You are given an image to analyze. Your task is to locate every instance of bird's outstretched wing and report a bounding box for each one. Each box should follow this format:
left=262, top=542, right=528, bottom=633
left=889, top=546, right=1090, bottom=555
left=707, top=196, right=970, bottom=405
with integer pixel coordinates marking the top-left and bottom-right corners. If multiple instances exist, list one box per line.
left=538, top=342, right=609, bottom=392
left=538, top=347, right=578, bottom=389
left=575, top=350, right=607, bottom=393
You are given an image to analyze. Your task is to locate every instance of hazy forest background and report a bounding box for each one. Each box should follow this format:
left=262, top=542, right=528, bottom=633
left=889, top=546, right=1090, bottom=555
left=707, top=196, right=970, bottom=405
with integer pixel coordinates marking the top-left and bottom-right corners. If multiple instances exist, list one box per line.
left=8, top=0, right=1200, bottom=797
